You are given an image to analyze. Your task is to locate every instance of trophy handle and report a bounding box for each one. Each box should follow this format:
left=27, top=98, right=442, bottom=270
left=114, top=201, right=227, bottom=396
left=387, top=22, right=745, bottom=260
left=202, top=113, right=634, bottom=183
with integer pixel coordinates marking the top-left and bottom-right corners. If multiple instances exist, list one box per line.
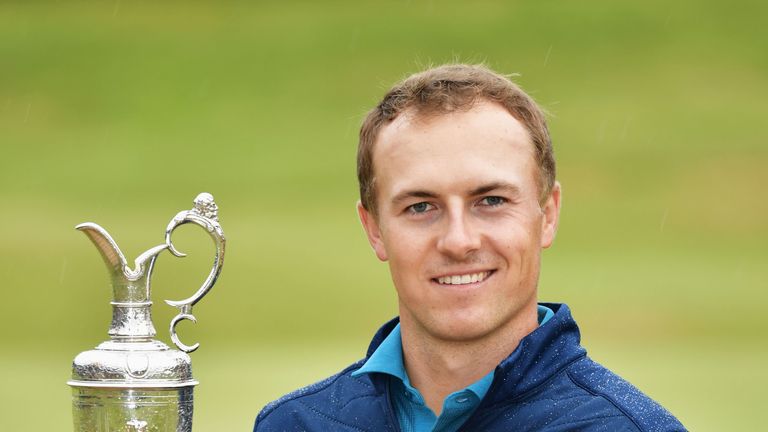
left=163, top=193, right=226, bottom=353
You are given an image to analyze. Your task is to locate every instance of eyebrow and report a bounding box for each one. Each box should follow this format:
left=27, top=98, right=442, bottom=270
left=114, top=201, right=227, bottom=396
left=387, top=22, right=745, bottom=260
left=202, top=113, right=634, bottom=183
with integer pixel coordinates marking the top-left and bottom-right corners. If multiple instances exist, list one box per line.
left=469, top=181, right=522, bottom=197
left=390, top=181, right=522, bottom=206
left=391, top=190, right=439, bottom=207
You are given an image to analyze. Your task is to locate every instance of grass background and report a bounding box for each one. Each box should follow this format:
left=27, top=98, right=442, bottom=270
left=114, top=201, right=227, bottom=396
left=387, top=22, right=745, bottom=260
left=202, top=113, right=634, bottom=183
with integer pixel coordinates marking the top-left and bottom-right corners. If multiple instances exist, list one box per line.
left=1, top=1, right=766, bottom=430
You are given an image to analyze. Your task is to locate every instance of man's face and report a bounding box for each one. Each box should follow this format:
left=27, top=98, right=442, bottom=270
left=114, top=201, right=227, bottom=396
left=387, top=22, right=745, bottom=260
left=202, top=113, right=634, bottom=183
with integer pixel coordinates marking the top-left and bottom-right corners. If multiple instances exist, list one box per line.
left=358, top=101, right=561, bottom=342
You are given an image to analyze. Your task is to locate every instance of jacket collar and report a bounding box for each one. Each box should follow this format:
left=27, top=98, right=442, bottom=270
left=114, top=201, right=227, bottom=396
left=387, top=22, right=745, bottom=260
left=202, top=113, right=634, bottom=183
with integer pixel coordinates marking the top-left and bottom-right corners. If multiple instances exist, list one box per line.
left=363, top=303, right=585, bottom=401
left=484, top=303, right=585, bottom=403
left=366, top=316, right=400, bottom=358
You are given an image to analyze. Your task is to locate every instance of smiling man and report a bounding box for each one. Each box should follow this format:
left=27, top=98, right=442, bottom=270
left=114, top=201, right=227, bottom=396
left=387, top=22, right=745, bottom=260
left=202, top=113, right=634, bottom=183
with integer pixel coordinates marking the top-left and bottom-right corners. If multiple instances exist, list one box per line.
left=254, top=64, right=686, bottom=431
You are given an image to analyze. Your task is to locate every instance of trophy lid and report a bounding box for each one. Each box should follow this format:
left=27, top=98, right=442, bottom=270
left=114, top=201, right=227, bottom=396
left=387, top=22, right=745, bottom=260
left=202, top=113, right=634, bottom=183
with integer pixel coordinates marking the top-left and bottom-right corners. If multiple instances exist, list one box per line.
left=68, top=193, right=225, bottom=390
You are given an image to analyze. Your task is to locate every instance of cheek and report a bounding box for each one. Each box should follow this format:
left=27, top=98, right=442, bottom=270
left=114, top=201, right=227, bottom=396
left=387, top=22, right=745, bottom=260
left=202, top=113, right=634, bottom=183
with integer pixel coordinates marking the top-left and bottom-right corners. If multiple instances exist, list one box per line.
left=389, top=248, right=422, bottom=279
left=384, top=223, right=430, bottom=256
left=383, top=229, right=433, bottom=287
left=384, top=236, right=416, bottom=271
left=493, top=224, right=541, bottom=273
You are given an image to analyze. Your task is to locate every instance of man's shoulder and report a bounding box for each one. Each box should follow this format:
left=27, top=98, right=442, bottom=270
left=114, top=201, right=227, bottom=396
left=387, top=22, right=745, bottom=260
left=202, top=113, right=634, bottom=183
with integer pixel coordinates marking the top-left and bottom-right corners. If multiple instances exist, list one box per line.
left=254, top=359, right=391, bottom=431
left=560, top=356, right=687, bottom=431
left=471, top=355, right=686, bottom=432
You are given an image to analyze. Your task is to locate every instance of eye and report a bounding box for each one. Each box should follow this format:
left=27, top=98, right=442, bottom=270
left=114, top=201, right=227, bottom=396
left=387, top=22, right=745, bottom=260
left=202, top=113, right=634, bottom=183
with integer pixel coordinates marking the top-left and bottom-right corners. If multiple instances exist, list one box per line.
left=479, top=196, right=507, bottom=207
left=407, top=202, right=434, bottom=214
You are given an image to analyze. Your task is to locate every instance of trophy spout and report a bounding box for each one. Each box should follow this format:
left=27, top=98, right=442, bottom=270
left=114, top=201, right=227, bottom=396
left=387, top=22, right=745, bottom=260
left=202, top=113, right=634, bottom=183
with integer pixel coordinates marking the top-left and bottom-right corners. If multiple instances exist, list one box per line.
left=76, top=222, right=169, bottom=339
left=75, top=223, right=128, bottom=282
left=76, top=223, right=169, bottom=296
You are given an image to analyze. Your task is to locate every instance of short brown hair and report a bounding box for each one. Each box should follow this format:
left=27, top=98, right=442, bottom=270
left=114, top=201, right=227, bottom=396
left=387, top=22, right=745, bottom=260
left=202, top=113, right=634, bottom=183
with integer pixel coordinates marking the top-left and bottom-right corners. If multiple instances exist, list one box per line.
left=357, top=64, right=555, bottom=214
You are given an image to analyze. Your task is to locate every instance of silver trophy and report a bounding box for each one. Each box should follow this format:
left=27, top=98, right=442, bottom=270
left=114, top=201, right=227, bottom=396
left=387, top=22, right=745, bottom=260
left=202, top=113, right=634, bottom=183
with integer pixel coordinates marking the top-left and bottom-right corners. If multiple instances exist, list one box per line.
left=68, top=193, right=226, bottom=432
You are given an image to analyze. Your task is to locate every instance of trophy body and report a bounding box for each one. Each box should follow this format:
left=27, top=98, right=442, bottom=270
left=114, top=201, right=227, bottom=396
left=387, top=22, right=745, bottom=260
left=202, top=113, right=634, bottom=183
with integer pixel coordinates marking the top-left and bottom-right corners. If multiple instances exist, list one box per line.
left=69, top=193, right=225, bottom=432
left=72, top=387, right=193, bottom=432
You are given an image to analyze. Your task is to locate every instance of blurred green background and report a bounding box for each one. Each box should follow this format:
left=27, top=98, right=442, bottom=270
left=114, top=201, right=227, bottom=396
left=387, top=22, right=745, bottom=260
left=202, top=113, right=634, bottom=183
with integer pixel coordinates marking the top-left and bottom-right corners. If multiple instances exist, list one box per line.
left=1, top=0, right=766, bottom=430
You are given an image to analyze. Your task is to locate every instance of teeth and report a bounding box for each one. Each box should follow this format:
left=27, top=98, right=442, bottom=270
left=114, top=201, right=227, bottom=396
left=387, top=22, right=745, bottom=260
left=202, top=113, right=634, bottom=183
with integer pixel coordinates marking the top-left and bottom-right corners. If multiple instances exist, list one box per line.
left=437, top=271, right=490, bottom=285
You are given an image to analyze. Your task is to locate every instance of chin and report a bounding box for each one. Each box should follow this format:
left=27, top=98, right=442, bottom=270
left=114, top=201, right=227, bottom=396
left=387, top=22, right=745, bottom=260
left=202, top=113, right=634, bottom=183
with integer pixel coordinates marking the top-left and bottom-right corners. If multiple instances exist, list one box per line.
left=423, top=312, right=500, bottom=342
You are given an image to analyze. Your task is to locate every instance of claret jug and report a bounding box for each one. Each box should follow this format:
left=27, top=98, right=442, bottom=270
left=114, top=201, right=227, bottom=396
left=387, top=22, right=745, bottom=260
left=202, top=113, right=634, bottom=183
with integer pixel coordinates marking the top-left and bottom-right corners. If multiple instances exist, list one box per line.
left=68, top=193, right=225, bottom=432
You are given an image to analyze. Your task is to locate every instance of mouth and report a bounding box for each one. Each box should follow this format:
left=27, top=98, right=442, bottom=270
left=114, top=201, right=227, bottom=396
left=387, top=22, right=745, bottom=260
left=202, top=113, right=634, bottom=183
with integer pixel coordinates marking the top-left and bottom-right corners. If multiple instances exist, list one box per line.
left=432, top=270, right=495, bottom=286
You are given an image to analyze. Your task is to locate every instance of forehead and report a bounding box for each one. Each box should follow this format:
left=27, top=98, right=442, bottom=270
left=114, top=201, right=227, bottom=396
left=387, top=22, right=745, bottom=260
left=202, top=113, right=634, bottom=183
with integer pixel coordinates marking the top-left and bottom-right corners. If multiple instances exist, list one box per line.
left=373, top=102, right=537, bottom=199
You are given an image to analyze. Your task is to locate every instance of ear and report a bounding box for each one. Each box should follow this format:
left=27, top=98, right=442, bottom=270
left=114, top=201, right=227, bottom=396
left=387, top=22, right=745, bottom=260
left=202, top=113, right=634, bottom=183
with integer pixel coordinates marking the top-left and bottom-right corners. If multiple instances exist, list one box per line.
left=357, top=201, right=389, bottom=261
left=540, top=181, right=562, bottom=249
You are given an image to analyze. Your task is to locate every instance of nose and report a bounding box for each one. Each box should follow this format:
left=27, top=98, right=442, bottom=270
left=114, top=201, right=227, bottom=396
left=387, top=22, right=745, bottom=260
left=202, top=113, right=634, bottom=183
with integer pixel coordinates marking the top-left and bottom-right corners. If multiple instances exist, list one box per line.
left=436, top=207, right=481, bottom=260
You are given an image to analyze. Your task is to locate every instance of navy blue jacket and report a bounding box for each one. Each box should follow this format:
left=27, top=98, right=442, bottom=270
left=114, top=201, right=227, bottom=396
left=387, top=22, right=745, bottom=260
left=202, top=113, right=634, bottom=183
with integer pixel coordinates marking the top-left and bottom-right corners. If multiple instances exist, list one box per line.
left=254, top=304, right=686, bottom=431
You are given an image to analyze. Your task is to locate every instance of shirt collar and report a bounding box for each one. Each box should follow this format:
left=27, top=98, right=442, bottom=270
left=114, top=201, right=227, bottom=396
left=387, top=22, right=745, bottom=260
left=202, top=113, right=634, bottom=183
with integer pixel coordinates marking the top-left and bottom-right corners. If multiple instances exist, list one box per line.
left=352, top=323, right=408, bottom=381
left=352, top=323, right=496, bottom=401
left=352, top=304, right=555, bottom=399
left=538, top=303, right=555, bottom=325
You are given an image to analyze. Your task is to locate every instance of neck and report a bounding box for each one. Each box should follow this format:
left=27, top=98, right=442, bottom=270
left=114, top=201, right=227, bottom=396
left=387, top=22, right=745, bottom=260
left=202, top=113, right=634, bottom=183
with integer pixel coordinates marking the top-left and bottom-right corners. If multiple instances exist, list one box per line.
left=399, top=306, right=538, bottom=416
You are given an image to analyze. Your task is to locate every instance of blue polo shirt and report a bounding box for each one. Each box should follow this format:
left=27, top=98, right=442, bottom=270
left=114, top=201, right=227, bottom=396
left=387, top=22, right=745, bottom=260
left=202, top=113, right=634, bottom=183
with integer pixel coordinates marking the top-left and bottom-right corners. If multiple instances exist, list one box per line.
left=352, top=305, right=555, bottom=432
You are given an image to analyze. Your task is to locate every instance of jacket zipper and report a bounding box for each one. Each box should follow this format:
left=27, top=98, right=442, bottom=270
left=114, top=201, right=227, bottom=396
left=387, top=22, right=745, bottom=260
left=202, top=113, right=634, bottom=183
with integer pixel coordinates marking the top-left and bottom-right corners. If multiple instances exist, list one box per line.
left=385, top=378, right=403, bottom=432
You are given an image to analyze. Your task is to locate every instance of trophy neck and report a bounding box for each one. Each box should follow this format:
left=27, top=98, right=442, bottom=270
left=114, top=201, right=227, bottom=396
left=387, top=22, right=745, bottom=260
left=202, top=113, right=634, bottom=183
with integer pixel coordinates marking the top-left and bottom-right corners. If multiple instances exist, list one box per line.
left=109, top=300, right=157, bottom=341
left=107, top=259, right=158, bottom=341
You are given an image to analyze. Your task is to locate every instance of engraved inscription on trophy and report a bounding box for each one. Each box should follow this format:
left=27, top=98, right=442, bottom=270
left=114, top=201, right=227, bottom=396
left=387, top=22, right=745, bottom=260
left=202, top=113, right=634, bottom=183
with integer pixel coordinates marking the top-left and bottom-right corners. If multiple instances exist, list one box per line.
left=126, top=419, right=148, bottom=431
left=68, top=193, right=226, bottom=432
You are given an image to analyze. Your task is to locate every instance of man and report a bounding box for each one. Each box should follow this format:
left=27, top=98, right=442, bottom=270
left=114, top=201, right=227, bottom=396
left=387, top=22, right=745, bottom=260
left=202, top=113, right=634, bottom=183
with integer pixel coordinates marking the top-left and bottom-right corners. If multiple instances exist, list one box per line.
left=254, top=64, right=686, bottom=431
